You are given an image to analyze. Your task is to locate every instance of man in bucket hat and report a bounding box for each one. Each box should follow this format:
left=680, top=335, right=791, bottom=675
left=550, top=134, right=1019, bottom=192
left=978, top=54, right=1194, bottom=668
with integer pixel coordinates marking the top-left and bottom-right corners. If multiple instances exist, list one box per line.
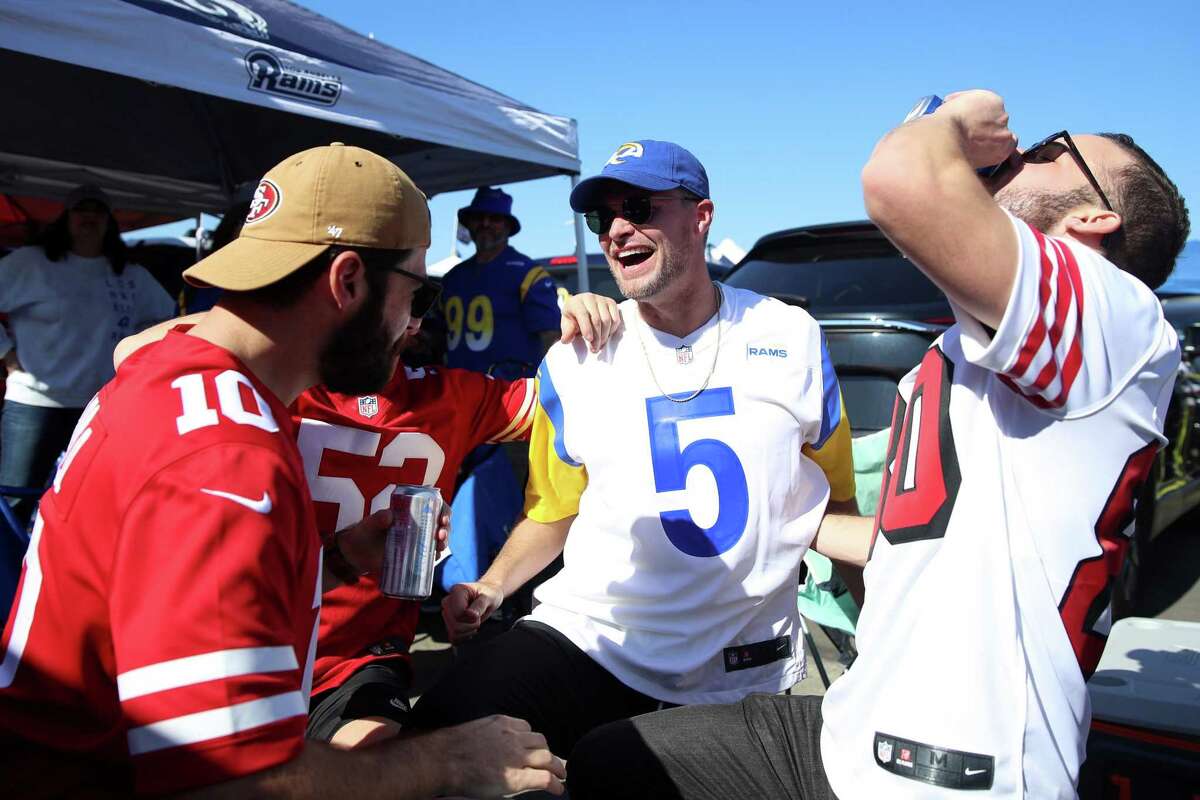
left=442, top=187, right=562, bottom=374
left=411, top=139, right=857, bottom=761
left=438, top=187, right=565, bottom=611
left=0, top=143, right=564, bottom=798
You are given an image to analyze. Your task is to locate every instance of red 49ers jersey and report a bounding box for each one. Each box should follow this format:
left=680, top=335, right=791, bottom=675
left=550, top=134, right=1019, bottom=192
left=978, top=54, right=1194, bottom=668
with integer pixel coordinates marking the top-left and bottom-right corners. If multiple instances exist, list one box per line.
left=821, top=214, right=1180, bottom=799
left=0, top=332, right=321, bottom=795
left=291, top=364, right=535, bottom=695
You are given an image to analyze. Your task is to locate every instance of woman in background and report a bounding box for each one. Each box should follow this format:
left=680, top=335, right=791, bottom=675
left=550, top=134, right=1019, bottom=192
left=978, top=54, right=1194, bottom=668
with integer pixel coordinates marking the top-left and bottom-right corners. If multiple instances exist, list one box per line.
left=0, top=185, right=176, bottom=528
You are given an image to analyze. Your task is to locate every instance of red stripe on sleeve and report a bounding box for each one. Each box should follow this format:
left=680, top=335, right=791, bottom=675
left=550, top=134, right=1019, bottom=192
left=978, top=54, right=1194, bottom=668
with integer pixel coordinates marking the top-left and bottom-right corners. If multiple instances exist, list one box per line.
left=1049, top=239, right=1086, bottom=407
left=1006, top=226, right=1055, bottom=381
left=998, top=374, right=1056, bottom=409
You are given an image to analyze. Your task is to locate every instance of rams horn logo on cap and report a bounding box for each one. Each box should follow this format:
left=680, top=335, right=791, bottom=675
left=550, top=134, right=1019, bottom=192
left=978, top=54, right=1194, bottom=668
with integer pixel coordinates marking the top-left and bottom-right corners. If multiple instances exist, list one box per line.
left=607, top=142, right=644, bottom=166
left=245, top=179, right=282, bottom=225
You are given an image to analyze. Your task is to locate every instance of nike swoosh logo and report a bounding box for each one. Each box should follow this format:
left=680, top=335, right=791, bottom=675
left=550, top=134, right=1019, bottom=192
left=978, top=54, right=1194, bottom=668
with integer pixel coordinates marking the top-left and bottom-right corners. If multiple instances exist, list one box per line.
left=201, top=488, right=273, bottom=514
left=964, top=768, right=987, bottom=776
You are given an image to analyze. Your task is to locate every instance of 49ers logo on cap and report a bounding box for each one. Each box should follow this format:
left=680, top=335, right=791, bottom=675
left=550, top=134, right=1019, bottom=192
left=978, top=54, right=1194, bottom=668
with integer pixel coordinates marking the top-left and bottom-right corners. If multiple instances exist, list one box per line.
left=245, top=179, right=282, bottom=225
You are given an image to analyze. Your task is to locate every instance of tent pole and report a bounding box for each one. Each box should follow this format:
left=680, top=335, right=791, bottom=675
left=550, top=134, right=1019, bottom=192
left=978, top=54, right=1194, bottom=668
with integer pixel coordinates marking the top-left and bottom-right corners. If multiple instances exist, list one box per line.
left=569, top=174, right=589, bottom=293
left=195, top=213, right=203, bottom=262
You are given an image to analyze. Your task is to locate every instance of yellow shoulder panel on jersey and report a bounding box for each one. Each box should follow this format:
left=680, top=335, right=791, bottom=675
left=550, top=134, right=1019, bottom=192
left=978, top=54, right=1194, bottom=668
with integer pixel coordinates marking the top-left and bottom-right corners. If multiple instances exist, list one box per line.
left=519, top=266, right=553, bottom=303
left=524, top=370, right=587, bottom=523
left=802, top=386, right=856, bottom=503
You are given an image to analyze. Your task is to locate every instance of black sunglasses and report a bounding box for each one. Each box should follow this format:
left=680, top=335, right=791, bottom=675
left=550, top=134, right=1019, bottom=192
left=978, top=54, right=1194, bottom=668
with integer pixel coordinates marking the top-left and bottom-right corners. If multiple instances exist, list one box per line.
left=992, top=131, right=1113, bottom=212
left=583, top=194, right=695, bottom=235
left=388, top=265, right=441, bottom=319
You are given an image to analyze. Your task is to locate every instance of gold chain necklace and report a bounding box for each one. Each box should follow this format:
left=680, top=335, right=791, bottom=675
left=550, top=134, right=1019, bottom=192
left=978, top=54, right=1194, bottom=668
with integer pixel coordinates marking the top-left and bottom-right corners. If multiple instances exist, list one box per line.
left=635, top=282, right=723, bottom=404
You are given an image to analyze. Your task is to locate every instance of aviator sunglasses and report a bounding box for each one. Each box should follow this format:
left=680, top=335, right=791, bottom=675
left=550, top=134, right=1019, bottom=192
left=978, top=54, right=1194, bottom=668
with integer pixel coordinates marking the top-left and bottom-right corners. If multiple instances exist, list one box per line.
left=583, top=194, right=696, bottom=235
left=990, top=131, right=1114, bottom=212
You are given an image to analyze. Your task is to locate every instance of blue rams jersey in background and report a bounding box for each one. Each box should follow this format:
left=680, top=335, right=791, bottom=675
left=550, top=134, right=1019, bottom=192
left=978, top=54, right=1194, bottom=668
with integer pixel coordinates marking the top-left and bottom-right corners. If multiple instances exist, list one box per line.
left=440, top=246, right=562, bottom=375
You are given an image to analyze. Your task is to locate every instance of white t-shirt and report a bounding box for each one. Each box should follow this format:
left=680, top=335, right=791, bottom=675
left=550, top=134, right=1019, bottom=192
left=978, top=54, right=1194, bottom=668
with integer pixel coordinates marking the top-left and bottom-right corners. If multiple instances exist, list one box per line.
left=524, top=283, right=857, bottom=704
left=820, top=213, right=1180, bottom=799
left=0, top=246, right=176, bottom=408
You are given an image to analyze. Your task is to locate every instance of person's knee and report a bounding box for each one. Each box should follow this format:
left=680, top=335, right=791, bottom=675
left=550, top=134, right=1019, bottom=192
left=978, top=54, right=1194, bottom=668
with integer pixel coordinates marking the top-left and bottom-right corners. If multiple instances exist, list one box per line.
left=569, top=718, right=674, bottom=800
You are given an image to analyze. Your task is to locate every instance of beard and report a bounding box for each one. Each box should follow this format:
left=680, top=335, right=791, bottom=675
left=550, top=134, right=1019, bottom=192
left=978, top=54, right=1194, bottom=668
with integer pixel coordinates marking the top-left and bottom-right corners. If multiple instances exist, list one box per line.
left=612, top=240, right=691, bottom=301
left=995, top=186, right=1095, bottom=234
left=318, top=283, right=403, bottom=395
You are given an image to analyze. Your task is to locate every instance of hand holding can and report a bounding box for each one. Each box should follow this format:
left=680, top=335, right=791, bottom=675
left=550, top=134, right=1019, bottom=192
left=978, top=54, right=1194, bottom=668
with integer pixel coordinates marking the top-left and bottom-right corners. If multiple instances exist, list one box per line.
left=380, top=485, right=444, bottom=599
left=907, top=92, right=1012, bottom=176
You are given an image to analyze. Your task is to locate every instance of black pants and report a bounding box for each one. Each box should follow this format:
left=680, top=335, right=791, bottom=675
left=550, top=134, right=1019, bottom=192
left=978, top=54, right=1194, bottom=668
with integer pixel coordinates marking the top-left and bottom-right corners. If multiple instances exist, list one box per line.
left=568, top=693, right=839, bottom=800
left=408, top=620, right=665, bottom=758
left=306, top=662, right=412, bottom=742
left=0, top=401, right=82, bottom=528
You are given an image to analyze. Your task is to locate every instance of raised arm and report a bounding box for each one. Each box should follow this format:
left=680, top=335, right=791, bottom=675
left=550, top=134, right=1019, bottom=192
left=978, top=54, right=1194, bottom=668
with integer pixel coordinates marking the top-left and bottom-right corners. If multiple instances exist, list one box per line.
left=862, top=90, right=1018, bottom=328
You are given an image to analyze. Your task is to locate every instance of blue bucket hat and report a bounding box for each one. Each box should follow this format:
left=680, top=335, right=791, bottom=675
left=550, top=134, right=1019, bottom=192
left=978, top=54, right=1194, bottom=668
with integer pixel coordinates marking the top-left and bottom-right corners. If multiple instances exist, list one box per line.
left=569, top=140, right=710, bottom=212
left=458, top=186, right=520, bottom=236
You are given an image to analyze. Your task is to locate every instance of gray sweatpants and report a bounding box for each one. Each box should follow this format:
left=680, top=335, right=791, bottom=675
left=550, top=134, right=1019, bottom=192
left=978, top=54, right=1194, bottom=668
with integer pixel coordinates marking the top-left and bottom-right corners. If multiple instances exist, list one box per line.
left=566, top=693, right=839, bottom=800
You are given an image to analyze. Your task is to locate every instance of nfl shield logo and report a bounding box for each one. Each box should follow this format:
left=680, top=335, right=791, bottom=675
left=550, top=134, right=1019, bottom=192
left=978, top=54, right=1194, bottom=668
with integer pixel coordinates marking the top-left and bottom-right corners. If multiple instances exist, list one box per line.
left=357, top=395, right=379, bottom=418
left=676, top=344, right=693, bottom=365
left=877, top=739, right=894, bottom=764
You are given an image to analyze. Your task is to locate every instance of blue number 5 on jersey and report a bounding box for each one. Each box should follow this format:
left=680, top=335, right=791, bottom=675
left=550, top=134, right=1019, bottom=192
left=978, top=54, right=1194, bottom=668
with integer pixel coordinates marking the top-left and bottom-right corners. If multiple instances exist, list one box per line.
left=646, top=388, right=749, bottom=557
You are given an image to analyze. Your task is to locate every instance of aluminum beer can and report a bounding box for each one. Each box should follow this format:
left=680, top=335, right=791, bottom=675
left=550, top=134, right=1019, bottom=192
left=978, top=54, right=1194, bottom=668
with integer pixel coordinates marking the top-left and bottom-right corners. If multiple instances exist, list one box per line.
left=380, top=485, right=443, bottom=599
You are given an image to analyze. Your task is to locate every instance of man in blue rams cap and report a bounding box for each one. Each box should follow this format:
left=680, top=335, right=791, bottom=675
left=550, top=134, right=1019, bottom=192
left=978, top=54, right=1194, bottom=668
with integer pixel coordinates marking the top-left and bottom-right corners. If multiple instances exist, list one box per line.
left=441, top=187, right=562, bottom=375
left=412, top=140, right=857, bottom=761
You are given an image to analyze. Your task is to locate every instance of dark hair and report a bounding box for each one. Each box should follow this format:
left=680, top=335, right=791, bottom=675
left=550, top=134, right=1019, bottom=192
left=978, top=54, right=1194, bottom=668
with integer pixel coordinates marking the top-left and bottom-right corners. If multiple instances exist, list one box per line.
left=1096, top=133, right=1190, bottom=289
left=236, top=246, right=411, bottom=309
left=36, top=209, right=128, bottom=274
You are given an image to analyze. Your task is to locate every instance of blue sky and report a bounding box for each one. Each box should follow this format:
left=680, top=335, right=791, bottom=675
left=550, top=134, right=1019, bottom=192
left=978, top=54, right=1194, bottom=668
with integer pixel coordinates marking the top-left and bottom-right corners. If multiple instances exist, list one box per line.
left=142, top=0, right=1200, bottom=273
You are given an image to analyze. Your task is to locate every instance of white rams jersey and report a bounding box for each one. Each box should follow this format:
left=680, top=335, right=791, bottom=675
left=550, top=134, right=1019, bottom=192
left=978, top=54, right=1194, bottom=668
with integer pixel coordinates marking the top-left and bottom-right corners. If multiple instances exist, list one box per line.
left=524, top=283, right=856, bottom=705
left=821, top=213, right=1180, bottom=799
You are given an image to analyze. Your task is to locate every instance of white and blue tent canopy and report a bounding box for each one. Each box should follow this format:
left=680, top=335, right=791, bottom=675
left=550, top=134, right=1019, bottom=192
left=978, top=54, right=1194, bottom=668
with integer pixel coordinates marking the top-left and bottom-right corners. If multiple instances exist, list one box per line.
left=0, top=0, right=581, bottom=217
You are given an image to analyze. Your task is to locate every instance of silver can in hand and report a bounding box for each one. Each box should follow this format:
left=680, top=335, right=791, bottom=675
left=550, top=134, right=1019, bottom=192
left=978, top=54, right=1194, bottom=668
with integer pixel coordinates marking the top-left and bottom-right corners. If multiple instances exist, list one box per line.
left=380, top=485, right=443, bottom=599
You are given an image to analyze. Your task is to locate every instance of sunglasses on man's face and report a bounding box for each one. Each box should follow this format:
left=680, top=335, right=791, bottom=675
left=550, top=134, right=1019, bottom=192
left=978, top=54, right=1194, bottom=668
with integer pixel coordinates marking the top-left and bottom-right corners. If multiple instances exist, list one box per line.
left=992, top=131, right=1113, bottom=212
left=388, top=265, right=442, bottom=319
left=583, top=194, right=694, bottom=235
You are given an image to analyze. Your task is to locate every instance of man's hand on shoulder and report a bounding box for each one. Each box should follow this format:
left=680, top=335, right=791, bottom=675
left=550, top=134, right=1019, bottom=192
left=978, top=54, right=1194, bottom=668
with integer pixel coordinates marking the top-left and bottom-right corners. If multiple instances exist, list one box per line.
left=442, top=580, right=504, bottom=642
left=559, top=292, right=623, bottom=353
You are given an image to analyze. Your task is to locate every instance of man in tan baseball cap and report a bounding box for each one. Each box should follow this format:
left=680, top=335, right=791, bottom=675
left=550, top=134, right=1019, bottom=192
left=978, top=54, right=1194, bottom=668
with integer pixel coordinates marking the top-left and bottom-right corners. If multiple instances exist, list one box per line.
left=0, top=143, right=566, bottom=799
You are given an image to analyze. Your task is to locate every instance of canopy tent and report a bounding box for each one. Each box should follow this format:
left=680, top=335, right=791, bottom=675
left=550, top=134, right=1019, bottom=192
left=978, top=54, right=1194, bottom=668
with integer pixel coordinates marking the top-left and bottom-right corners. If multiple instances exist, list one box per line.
left=0, top=0, right=588, bottom=279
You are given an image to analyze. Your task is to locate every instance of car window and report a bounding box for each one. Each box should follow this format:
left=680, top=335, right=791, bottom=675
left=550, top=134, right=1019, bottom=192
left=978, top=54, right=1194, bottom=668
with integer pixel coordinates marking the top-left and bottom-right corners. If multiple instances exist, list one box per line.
left=726, top=252, right=949, bottom=317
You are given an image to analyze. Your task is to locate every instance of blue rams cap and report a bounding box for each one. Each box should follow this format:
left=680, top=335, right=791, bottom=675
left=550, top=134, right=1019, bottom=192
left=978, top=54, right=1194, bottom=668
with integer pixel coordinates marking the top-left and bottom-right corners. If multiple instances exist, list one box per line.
left=569, top=140, right=710, bottom=213
left=458, top=186, right=520, bottom=235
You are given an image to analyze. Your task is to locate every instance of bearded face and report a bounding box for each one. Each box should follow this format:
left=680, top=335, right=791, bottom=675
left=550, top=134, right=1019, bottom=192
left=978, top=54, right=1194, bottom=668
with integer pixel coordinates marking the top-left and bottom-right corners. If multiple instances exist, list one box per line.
left=995, top=186, right=1096, bottom=234
left=318, top=273, right=404, bottom=395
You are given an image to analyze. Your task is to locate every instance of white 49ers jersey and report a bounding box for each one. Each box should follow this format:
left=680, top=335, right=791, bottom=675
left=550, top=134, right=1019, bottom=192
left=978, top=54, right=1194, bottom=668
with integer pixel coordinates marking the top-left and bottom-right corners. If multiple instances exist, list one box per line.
left=821, top=213, right=1180, bottom=799
left=525, top=283, right=856, bottom=704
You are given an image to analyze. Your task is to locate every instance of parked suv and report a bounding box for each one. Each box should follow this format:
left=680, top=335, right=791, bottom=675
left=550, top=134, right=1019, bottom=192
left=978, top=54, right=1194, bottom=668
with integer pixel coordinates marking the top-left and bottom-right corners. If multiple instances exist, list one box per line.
left=724, top=221, right=1200, bottom=612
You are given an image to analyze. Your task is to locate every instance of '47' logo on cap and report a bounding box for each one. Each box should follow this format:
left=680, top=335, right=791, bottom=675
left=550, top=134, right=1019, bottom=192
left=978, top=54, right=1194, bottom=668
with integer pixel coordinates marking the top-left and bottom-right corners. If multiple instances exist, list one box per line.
left=245, top=179, right=282, bottom=225
left=607, top=142, right=644, bottom=165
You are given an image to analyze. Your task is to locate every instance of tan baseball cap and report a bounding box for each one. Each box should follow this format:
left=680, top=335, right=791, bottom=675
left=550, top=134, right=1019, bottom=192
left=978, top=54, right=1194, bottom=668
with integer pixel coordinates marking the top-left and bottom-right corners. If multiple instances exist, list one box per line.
left=183, top=143, right=431, bottom=291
